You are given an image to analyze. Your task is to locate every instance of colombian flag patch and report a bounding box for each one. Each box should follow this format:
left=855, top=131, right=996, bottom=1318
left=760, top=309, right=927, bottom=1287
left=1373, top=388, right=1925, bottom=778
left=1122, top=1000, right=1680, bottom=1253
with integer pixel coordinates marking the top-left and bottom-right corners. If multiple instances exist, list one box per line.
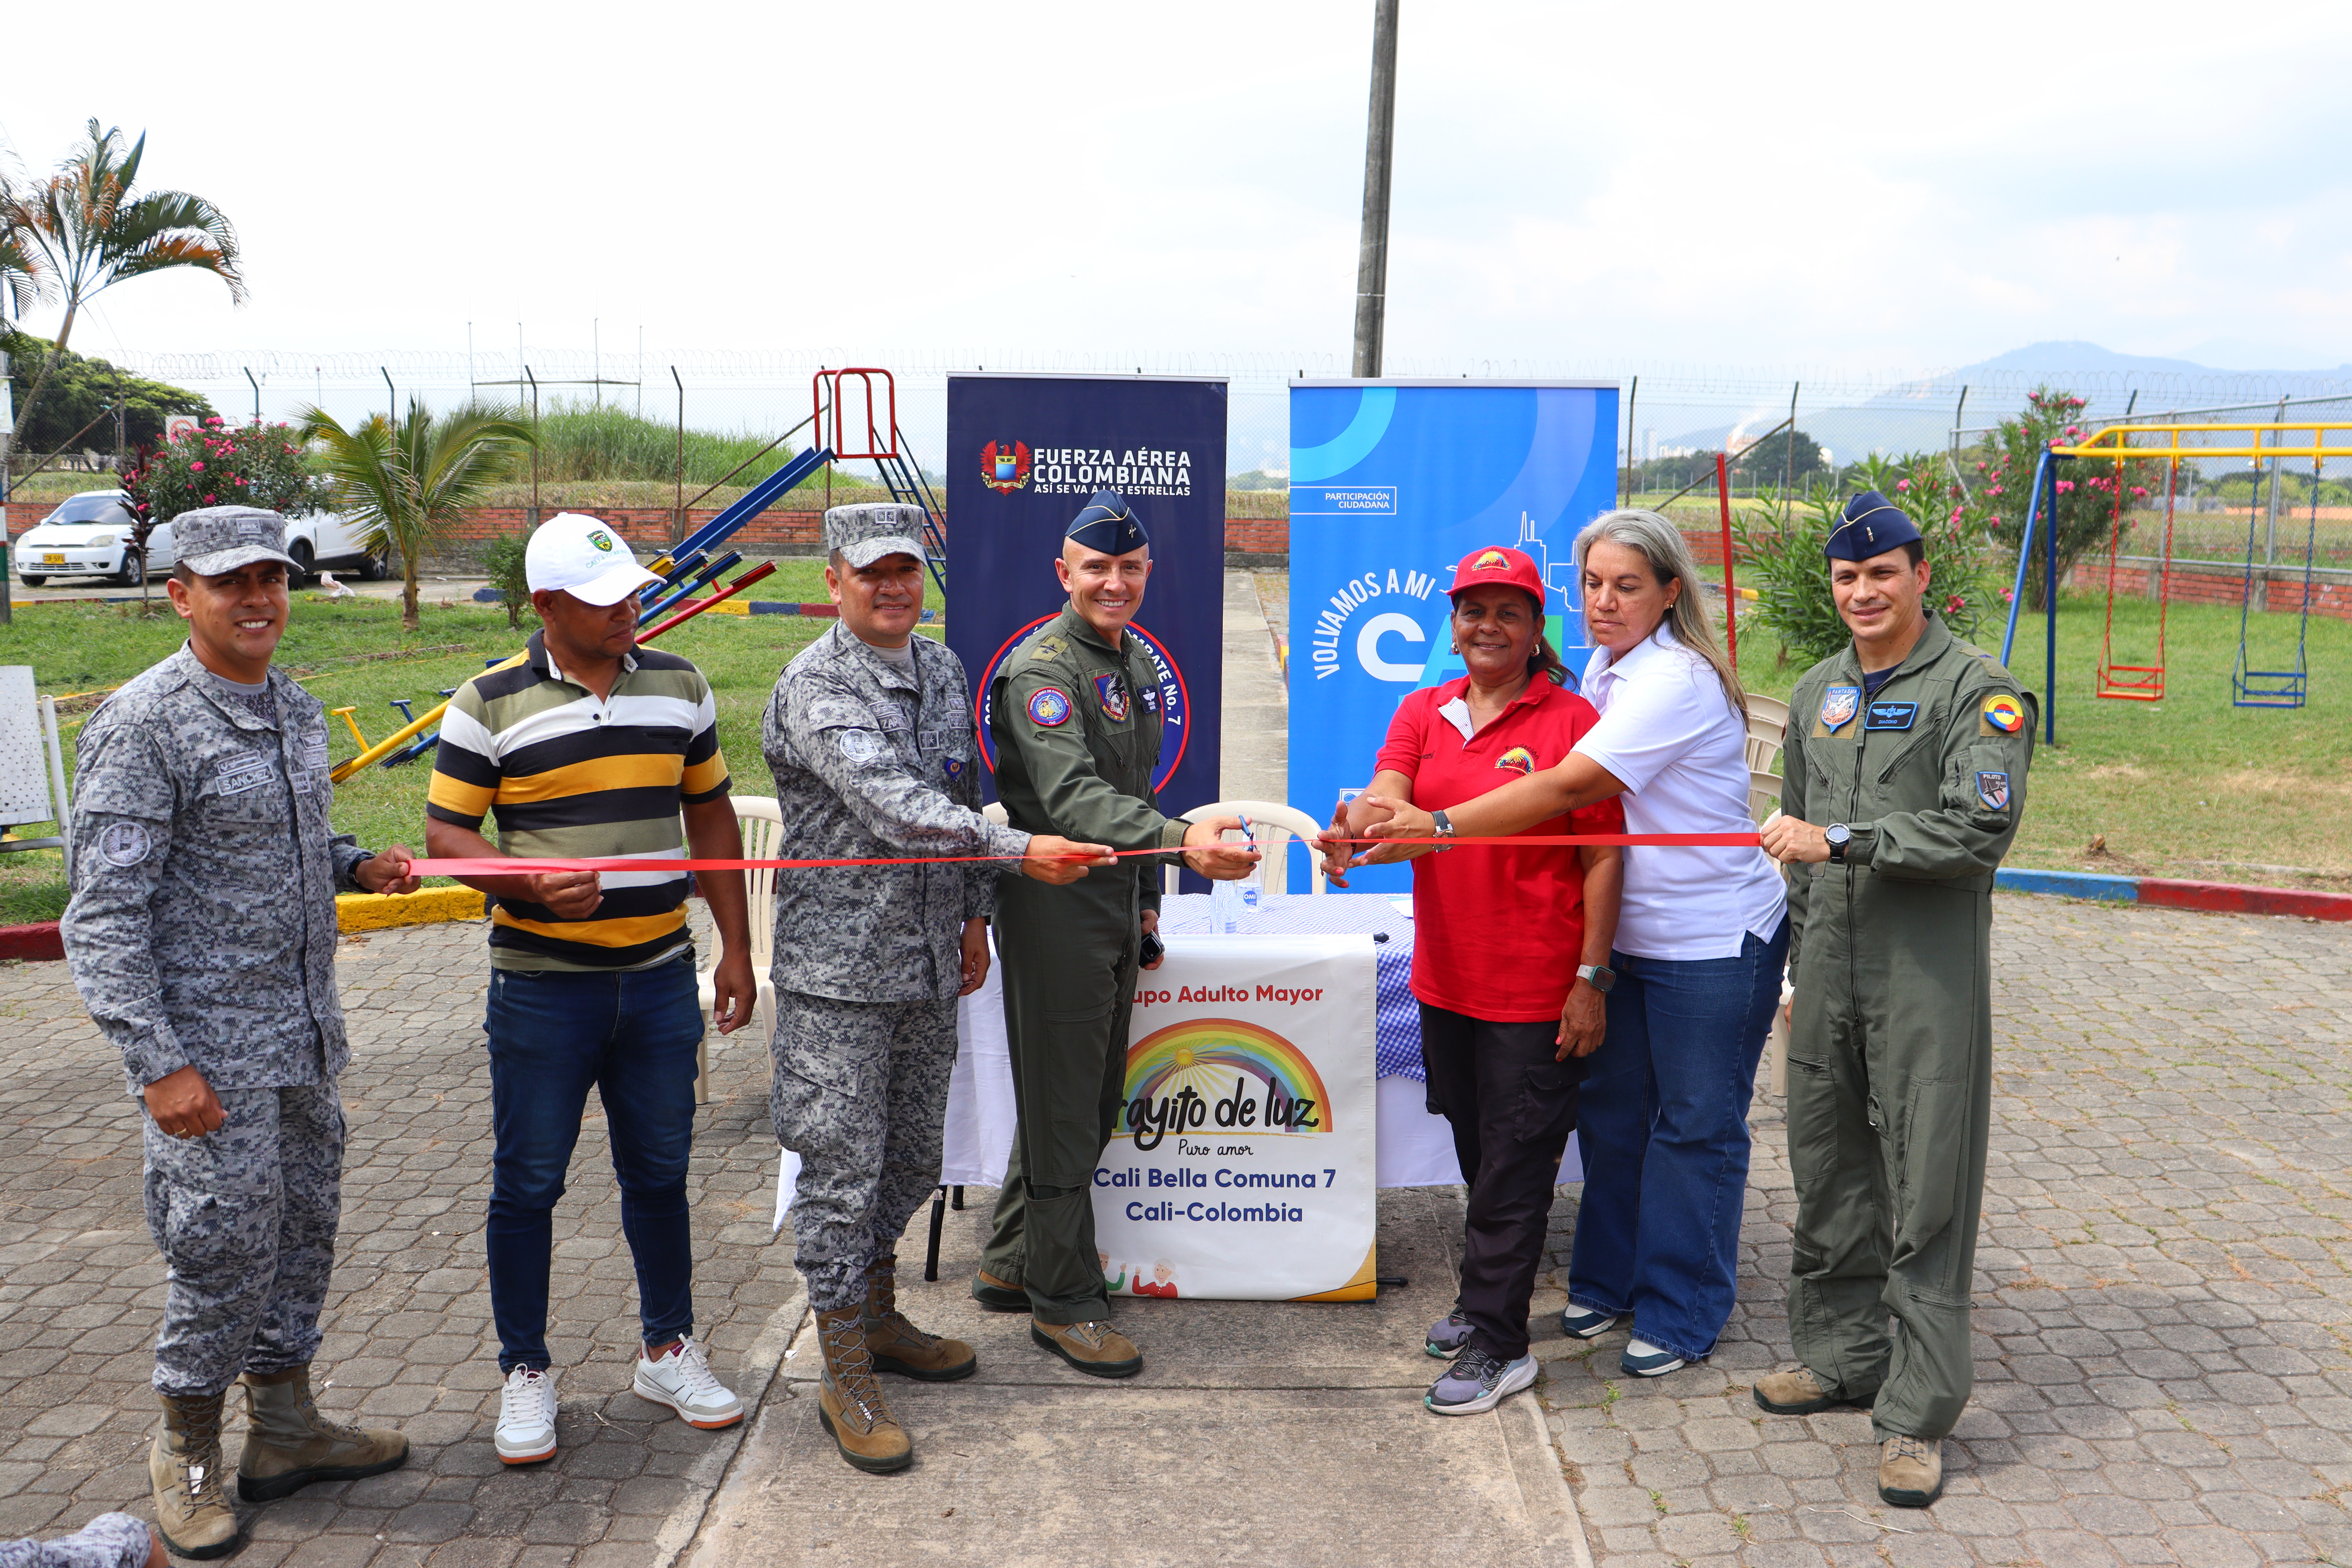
left=1981, top=694, right=2025, bottom=733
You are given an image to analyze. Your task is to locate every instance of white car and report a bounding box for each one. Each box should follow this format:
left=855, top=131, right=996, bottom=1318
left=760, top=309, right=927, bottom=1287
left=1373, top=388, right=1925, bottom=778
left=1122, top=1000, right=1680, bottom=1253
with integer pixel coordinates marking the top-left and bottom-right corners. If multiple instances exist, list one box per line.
left=13, top=490, right=385, bottom=588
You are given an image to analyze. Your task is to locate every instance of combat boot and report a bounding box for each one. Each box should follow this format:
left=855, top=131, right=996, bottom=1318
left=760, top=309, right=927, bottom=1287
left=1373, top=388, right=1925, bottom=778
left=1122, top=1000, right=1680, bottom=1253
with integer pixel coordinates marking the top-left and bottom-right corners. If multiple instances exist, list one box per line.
left=814, top=1305, right=912, bottom=1474
left=1880, top=1435, right=1944, bottom=1508
left=1753, top=1365, right=1871, bottom=1416
left=151, top=1391, right=237, bottom=1559
left=862, top=1254, right=976, bottom=1382
left=238, top=1365, right=411, bottom=1501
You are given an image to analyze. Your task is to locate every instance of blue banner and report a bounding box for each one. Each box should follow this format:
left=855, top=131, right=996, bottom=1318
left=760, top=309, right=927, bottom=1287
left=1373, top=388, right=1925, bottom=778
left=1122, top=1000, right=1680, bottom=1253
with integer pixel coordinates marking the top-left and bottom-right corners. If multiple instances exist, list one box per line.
left=1288, top=381, right=1619, bottom=893
left=947, top=374, right=1227, bottom=819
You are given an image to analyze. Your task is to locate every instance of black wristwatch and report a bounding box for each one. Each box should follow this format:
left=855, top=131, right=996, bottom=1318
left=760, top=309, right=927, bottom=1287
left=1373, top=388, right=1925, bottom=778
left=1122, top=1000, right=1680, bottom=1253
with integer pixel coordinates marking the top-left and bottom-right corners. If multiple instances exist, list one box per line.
left=1826, top=822, right=1853, bottom=864
left=1577, top=964, right=1616, bottom=994
left=1430, top=809, right=1457, bottom=851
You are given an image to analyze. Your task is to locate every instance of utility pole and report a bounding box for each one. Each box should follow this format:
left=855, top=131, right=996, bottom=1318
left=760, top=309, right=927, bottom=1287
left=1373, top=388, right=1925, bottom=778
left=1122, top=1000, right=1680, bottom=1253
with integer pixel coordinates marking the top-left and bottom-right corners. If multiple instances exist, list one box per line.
left=1350, top=0, right=1401, bottom=379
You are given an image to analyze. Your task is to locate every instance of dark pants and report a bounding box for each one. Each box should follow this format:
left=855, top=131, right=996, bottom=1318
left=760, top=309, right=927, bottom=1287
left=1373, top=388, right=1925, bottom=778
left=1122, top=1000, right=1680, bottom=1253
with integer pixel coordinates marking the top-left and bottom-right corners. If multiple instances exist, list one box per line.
left=1566, top=919, right=1790, bottom=1363
left=1419, top=1004, right=1584, bottom=1361
left=981, top=875, right=1140, bottom=1326
left=483, top=955, right=703, bottom=1374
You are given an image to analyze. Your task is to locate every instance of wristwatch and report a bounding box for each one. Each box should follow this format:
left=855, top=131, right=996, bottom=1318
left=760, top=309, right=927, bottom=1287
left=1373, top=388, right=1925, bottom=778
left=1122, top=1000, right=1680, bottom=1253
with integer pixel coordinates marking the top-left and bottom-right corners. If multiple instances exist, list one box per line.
left=1429, top=809, right=1457, bottom=851
left=1577, top=963, right=1616, bottom=994
left=1826, top=822, right=1853, bottom=864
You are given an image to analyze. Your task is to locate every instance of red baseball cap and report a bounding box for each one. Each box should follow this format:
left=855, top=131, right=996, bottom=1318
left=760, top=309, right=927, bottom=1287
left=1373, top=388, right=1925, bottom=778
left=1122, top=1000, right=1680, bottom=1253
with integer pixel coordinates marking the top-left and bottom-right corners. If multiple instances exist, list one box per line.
left=1447, top=545, right=1546, bottom=615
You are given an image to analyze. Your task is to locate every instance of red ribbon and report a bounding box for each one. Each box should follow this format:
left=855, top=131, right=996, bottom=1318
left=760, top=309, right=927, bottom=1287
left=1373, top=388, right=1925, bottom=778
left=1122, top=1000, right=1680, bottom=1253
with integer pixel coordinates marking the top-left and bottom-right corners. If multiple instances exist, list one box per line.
left=403, top=833, right=1762, bottom=878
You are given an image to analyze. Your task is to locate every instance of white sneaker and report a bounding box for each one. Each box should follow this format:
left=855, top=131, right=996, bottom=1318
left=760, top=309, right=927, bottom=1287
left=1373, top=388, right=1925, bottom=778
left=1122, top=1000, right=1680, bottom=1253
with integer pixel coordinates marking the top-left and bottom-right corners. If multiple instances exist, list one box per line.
left=632, top=1336, right=744, bottom=1430
left=496, top=1367, right=559, bottom=1464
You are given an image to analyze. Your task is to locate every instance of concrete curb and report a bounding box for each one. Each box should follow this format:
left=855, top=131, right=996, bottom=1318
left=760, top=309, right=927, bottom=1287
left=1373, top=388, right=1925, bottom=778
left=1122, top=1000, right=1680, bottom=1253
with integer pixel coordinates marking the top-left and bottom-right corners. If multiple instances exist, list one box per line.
left=335, top=887, right=485, bottom=932
left=0, top=921, right=64, bottom=962
left=649, top=1283, right=809, bottom=1568
left=1994, top=866, right=2352, bottom=920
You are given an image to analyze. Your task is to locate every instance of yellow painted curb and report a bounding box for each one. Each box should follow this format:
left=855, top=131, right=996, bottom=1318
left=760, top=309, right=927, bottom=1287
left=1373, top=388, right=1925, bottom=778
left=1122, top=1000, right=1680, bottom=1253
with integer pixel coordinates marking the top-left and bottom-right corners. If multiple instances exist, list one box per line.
left=337, top=886, right=485, bottom=933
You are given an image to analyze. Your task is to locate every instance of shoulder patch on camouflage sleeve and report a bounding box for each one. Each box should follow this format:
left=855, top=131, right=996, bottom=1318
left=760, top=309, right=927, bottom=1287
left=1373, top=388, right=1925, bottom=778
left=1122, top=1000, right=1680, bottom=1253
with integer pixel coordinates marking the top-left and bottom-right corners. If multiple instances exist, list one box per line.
left=98, top=821, right=152, bottom=867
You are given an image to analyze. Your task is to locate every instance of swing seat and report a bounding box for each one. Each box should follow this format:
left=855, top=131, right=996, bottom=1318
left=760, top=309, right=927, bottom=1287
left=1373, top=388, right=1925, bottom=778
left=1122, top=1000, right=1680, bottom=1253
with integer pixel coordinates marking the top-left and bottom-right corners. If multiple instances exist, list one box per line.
left=2096, top=663, right=2165, bottom=701
left=2233, top=668, right=2308, bottom=709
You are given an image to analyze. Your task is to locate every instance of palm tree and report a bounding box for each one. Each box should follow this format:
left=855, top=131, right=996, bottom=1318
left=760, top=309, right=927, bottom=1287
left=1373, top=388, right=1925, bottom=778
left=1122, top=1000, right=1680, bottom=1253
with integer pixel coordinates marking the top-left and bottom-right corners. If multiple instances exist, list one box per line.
left=299, top=401, right=536, bottom=632
left=0, top=169, right=51, bottom=324
left=9, top=120, right=243, bottom=452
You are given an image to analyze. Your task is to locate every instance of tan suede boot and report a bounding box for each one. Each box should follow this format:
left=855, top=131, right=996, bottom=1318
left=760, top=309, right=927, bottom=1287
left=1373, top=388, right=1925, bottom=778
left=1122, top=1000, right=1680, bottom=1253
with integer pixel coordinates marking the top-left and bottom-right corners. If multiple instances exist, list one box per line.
left=238, top=1365, right=411, bottom=1501
left=862, top=1255, right=976, bottom=1382
left=1030, top=1318, right=1143, bottom=1379
left=1880, top=1435, right=1944, bottom=1507
left=151, top=1392, right=237, bottom=1559
left=814, top=1305, right=912, bottom=1474
left=1753, top=1365, right=1870, bottom=1416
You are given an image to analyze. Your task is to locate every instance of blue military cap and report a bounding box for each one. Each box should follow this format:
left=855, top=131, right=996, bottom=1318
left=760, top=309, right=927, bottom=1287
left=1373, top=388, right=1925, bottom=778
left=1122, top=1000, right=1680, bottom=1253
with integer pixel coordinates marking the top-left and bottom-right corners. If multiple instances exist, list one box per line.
left=1825, top=491, right=1922, bottom=561
left=1065, top=491, right=1149, bottom=556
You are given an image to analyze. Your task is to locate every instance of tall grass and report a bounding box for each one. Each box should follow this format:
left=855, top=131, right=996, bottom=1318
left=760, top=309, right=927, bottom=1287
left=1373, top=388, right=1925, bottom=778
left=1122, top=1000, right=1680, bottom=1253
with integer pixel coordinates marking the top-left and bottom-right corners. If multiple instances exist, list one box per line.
left=527, top=400, right=822, bottom=492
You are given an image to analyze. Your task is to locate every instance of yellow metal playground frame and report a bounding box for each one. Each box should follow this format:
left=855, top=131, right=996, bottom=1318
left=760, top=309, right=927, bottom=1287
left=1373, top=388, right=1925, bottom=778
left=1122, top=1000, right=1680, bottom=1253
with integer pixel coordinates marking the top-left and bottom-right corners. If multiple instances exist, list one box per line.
left=1998, top=422, right=2352, bottom=725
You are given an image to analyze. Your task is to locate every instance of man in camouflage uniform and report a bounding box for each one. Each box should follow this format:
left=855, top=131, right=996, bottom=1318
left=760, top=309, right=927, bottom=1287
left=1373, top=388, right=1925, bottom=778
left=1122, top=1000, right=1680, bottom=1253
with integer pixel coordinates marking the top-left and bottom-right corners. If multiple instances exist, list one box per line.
left=62, top=509, right=417, bottom=1559
left=762, top=504, right=1113, bottom=1473
left=1758, top=491, right=2035, bottom=1510
left=972, top=492, right=1258, bottom=1378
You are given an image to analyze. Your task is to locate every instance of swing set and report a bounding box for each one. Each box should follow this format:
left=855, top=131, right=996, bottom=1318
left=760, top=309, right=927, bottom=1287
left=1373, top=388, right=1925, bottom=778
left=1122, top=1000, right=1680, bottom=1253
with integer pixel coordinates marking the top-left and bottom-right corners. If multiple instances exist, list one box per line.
left=1999, top=420, right=2350, bottom=741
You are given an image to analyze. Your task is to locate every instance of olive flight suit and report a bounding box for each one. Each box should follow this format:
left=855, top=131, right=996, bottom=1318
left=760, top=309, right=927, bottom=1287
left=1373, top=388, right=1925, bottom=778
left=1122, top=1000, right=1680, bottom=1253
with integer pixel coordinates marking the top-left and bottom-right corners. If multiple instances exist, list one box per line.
left=979, top=606, right=1190, bottom=1325
left=1779, top=612, right=2034, bottom=1443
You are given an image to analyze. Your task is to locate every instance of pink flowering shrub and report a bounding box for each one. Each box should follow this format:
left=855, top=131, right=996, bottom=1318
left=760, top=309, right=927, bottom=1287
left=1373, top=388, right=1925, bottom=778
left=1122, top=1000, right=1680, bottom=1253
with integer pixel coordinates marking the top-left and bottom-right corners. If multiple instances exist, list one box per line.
left=125, top=419, right=326, bottom=526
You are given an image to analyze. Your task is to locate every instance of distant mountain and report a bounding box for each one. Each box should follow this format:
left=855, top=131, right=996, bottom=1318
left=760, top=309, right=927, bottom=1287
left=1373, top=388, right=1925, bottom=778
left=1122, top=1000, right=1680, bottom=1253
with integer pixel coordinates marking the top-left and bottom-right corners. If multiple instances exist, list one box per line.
left=1651, top=342, right=2352, bottom=462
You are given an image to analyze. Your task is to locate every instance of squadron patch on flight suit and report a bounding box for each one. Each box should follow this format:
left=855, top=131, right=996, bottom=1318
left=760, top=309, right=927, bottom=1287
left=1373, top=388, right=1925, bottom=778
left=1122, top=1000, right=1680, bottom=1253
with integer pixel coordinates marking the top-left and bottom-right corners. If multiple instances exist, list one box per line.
left=1976, top=771, right=2011, bottom=811
left=1819, top=685, right=1861, bottom=733
left=1980, top=694, right=2025, bottom=734
left=1027, top=687, right=1074, bottom=728
left=1093, top=672, right=1130, bottom=721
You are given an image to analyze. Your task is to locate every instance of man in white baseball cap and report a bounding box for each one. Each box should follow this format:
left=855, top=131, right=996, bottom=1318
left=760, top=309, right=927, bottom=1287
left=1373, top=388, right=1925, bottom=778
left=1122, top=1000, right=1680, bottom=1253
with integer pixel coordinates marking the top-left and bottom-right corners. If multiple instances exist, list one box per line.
left=427, top=510, right=761, bottom=1464
left=524, top=512, right=667, bottom=605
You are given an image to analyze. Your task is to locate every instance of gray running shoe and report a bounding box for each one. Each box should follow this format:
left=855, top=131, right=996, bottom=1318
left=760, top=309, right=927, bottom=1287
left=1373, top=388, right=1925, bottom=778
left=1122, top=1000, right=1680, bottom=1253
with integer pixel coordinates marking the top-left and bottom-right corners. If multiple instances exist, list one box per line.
left=1424, top=1346, right=1537, bottom=1416
left=1425, top=1299, right=1473, bottom=1359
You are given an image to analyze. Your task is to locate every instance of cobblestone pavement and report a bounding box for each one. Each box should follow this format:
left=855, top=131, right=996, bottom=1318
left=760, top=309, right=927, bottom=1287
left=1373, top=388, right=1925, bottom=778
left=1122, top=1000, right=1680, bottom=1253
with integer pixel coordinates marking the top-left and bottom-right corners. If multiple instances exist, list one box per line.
left=0, top=912, right=805, bottom=1568
left=1536, top=895, right=2352, bottom=1568
left=3, top=894, right=2346, bottom=1566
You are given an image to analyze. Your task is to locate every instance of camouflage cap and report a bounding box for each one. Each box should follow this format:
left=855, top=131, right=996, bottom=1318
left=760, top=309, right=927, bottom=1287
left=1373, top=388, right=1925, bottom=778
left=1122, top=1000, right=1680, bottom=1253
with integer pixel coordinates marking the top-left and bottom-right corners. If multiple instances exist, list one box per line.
left=823, top=504, right=927, bottom=570
left=172, top=506, right=301, bottom=577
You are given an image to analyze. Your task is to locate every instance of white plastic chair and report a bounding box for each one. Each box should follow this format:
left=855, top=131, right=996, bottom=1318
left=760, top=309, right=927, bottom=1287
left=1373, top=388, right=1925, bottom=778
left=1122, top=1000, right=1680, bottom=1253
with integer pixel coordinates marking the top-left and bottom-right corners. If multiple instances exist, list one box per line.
left=695, top=795, right=782, bottom=1105
left=1744, top=692, right=1789, bottom=775
left=1748, top=769, right=1784, bottom=824
left=1165, top=799, right=1328, bottom=897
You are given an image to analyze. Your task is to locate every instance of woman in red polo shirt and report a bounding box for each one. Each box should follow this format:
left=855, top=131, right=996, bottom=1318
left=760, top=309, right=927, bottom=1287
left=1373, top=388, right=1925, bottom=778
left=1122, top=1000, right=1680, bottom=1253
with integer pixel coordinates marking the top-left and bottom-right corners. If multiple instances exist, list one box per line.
left=1323, top=545, right=1624, bottom=1419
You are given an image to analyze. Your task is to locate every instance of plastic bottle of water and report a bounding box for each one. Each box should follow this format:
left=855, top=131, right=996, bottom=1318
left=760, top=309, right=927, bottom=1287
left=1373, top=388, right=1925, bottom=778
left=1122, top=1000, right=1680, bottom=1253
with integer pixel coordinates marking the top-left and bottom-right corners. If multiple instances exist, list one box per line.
left=1211, top=873, right=1240, bottom=933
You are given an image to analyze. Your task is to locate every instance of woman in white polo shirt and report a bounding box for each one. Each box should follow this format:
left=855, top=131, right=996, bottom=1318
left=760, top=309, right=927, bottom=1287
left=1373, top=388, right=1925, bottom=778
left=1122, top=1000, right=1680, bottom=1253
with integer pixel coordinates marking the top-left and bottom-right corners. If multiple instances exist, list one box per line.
left=1352, top=509, right=1788, bottom=1379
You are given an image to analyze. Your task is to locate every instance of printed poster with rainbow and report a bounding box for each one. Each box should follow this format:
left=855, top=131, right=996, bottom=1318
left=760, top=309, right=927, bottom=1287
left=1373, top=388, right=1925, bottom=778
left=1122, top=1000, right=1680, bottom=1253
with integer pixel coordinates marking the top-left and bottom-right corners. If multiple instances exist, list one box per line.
left=1094, top=935, right=1377, bottom=1302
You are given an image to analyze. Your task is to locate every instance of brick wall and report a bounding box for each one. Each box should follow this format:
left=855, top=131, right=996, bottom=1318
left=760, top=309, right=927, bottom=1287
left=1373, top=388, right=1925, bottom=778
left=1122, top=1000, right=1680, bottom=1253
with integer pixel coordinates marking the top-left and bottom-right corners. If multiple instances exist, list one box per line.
left=2065, top=557, right=2352, bottom=622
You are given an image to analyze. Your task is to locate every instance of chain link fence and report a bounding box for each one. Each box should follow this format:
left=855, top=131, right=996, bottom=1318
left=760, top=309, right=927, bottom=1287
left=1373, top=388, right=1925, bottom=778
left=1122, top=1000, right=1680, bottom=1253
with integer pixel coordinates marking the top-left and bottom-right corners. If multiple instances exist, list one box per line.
left=42, top=351, right=2352, bottom=579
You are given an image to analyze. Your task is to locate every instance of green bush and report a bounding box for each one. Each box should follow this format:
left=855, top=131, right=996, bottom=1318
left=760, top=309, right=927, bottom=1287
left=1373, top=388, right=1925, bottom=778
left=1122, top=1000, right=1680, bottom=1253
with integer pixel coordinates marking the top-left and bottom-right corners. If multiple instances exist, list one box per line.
left=530, top=401, right=830, bottom=492
left=125, top=417, right=325, bottom=523
left=481, top=530, right=530, bottom=629
left=1733, top=482, right=1847, bottom=667
left=1966, top=388, right=2161, bottom=610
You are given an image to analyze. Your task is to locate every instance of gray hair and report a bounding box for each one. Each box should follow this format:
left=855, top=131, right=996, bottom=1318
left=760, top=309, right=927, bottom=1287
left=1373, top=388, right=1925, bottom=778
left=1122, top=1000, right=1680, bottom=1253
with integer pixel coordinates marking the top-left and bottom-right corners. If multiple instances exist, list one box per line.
left=1573, top=508, right=1748, bottom=718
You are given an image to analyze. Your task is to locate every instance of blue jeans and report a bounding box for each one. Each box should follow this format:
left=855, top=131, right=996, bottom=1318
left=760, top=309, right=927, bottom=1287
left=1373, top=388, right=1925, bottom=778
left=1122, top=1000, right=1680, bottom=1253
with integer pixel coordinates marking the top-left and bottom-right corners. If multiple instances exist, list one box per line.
left=483, top=956, right=703, bottom=1374
left=1566, top=918, right=1790, bottom=1364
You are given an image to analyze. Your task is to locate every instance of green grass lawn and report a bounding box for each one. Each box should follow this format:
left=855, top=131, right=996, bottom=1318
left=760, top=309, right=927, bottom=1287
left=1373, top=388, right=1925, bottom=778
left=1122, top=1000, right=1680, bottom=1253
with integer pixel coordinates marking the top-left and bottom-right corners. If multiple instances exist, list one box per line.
left=1729, top=593, right=2352, bottom=887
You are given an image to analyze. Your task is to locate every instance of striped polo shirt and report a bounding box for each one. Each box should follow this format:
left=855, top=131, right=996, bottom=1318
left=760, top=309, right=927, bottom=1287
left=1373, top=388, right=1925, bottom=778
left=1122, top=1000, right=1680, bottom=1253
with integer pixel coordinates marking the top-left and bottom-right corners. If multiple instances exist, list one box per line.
left=426, top=631, right=730, bottom=971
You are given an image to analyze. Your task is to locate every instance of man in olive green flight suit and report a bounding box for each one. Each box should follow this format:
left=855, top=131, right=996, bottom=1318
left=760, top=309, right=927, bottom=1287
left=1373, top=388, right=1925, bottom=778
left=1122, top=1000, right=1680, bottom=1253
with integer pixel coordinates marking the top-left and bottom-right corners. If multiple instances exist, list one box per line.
left=971, top=490, right=1259, bottom=1379
left=1758, top=490, right=2034, bottom=1510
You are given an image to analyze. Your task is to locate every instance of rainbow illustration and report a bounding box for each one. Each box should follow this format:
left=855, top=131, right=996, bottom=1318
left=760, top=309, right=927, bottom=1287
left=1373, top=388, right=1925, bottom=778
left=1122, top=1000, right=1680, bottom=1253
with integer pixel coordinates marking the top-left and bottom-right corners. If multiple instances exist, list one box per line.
left=1495, top=745, right=1537, bottom=776
left=1120, top=1018, right=1334, bottom=1136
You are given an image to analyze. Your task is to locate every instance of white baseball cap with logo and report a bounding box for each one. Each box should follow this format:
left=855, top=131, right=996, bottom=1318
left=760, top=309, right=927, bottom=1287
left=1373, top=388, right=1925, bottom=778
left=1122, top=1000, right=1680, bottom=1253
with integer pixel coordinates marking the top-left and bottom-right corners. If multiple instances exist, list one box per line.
left=524, top=512, right=666, bottom=606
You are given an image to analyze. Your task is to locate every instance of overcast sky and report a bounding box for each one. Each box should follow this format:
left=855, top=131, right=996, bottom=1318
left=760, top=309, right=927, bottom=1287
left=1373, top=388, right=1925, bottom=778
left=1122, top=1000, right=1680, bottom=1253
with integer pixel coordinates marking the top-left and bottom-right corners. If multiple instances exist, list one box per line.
left=6, top=0, right=2351, bottom=379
